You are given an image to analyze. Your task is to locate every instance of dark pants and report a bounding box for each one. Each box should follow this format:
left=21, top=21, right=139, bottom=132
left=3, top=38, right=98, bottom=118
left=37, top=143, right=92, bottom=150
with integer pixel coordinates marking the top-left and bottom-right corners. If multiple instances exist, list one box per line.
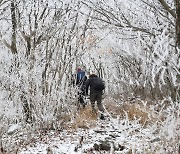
left=90, top=92, right=104, bottom=112
left=78, top=94, right=85, bottom=107
left=78, top=86, right=86, bottom=108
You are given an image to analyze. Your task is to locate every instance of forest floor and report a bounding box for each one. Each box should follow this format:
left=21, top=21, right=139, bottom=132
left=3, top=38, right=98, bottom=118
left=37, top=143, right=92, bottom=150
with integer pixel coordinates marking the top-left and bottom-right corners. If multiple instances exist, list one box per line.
left=2, top=98, right=179, bottom=154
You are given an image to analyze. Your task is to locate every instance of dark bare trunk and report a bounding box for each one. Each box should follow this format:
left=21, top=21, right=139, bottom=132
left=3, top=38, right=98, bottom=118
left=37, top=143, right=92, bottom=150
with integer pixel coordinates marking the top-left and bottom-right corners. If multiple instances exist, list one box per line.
left=176, top=0, right=180, bottom=48
left=11, top=1, right=17, bottom=54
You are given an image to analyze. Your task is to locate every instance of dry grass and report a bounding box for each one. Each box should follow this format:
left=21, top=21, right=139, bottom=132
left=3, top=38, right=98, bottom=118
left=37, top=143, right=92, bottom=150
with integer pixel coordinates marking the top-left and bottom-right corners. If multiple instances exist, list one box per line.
left=105, top=100, right=149, bottom=125
left=62, top=99, right=164, bottom=130
left=126, top=104, right=148, bottom=125
left=67, top=105, right=98, bottom=130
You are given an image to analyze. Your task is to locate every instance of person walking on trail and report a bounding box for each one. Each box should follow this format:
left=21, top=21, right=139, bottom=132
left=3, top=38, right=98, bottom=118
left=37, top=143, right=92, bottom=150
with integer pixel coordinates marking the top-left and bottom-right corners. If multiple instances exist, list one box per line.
left=75, top=67, right=87, bottom=107
left=76, top=67, right=87, bottom=94
left=85, top=74, right=105, bottom=120
left=76, top=68, right=87, bottom=86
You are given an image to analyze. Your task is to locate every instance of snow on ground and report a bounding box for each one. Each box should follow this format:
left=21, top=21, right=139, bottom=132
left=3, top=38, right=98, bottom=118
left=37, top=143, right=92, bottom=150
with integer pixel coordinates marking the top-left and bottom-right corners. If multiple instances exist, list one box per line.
left=19, top=115, right=159, bottom=153
left=1, top=100, right=179, bottom=154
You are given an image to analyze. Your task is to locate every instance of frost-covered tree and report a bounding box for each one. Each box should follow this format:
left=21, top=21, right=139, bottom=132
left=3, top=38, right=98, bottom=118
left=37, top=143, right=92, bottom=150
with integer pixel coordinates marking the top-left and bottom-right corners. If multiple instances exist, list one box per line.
left=0, top=0, right=96, bottom=125
left=82, top=0, right=179, bottom=101
left=0, top=1, right=179, bottom=153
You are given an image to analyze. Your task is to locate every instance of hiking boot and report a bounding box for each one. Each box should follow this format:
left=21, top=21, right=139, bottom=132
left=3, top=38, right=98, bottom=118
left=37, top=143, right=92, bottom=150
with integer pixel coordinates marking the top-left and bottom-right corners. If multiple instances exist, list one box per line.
left=100, top=114, right=105, bottom=120
left=82, top=104, right=86, bottom=108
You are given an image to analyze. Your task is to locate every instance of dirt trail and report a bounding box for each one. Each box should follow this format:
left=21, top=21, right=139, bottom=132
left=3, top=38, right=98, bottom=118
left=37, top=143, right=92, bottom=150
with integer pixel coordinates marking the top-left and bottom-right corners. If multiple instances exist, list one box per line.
left=19, top=101, right=160, bottom=154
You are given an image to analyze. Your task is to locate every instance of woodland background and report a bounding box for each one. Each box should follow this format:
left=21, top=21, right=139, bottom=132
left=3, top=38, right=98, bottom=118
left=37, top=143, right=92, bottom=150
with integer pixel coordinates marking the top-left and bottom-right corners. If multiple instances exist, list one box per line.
left=0, top=0, right=179, bottom=153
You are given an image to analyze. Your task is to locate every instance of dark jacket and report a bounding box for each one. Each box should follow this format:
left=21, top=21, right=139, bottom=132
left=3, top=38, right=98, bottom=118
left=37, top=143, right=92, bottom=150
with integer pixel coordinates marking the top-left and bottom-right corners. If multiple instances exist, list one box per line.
left=85, top=77, right=103, bottom=95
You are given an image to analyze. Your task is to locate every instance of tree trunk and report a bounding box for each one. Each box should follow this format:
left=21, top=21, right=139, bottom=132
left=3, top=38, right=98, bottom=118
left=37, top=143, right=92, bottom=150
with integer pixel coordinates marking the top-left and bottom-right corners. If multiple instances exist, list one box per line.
left=176, top=0, right=180, bottom=48
left=10, top=0, right=17, bottom=54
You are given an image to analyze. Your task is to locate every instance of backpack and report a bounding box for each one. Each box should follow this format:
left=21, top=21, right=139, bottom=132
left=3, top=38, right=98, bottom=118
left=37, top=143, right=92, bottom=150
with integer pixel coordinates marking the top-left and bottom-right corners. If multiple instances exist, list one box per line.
left=93, top=77, right=105, bottom=91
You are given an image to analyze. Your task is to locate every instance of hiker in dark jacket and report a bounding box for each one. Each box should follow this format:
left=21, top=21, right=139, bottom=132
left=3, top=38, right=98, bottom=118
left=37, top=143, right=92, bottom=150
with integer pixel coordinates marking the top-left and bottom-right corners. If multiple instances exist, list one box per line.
left=85, top=74, right=105, bottom=120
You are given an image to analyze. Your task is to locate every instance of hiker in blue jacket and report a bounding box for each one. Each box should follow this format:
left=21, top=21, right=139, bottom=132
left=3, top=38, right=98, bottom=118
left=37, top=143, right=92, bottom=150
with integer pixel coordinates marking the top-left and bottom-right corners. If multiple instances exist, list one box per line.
left=76, top=68, right=87, bottom=87
left=75, top=67, right=87, bottom=107
left=85, top=74, right=105, bottom=120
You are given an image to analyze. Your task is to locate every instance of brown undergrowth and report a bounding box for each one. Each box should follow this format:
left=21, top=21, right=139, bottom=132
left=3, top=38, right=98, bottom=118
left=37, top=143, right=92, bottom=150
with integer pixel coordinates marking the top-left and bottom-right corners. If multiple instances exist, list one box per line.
left=62, top=99, right=163, bottom=130
left=65, top=105, right=98, bottom=130
left=104, top=100, right=152, bottom=126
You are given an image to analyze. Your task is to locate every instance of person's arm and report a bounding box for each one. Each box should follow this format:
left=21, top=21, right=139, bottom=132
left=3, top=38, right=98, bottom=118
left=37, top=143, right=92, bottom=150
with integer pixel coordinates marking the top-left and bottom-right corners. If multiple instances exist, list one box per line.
left=76, top=73, right=79, bottom=85
left=85, top=79, right=90, bottom=95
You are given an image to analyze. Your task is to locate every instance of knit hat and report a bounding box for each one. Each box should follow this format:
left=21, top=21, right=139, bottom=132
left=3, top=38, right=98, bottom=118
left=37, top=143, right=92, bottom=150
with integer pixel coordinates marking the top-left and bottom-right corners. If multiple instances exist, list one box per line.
left=77, top=67, right=81, bottom=71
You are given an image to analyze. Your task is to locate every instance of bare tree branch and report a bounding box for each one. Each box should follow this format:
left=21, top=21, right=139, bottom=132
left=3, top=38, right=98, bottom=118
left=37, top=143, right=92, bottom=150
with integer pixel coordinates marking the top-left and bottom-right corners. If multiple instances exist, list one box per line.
left=158, top=0, right=176, bottom=18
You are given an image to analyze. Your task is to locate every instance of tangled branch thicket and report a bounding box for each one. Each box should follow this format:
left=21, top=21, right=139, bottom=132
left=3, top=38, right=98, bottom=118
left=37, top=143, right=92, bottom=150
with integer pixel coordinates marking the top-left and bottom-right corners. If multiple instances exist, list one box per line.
left=0, top=0, right=179, bottom=153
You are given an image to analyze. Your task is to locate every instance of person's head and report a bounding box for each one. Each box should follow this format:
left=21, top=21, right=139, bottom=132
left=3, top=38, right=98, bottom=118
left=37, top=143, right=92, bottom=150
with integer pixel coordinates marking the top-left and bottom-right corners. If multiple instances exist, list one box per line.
left=89, top=74, right=98, bottom=78
left=77, top=67, right=81, bottom=72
